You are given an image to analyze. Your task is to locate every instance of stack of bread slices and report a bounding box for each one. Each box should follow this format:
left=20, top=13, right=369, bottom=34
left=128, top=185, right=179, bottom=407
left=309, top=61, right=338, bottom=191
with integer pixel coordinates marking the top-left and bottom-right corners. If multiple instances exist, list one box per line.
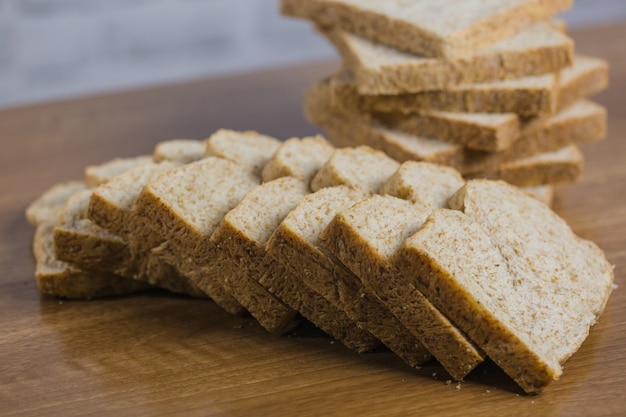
left=27, top=129, right=613, bottom=394
left=281, top=0, right=609, bottom=195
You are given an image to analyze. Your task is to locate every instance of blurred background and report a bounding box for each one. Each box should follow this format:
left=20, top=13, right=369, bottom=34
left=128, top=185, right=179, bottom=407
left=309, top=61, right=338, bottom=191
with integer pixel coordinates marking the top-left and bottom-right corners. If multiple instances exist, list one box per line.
left=0, top=0, right=625, bottom=110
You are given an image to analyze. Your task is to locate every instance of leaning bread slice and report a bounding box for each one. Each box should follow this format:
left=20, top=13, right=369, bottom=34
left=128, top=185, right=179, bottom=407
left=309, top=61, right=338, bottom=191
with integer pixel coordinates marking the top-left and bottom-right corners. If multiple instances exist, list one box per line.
left=282, top=0, right=572, bottom=58
left=320, top=193, right=484, bottom=380
left=324, top=54, right=608, bottom=117
left=54, top=189, right=133, bottom=273
left=261, top=135, right=336, bottom=185
left=398, top=181, right=613, bottom=393
left=34, top=223, right=149, bottom=299
left=153, top=139, right=206, bottom=164
left=211, top=176, right=378, bottom=347
left=321, top=21, right=572, bottom=94
left=26, top=181, right=86, bottom=226
left=267, top=185, right=431, bottom=365
left=205, top=129, right=282, bottom=177
left=84, top=156, right=153, bottom=188
left=311, top=146, right=399, bottom=193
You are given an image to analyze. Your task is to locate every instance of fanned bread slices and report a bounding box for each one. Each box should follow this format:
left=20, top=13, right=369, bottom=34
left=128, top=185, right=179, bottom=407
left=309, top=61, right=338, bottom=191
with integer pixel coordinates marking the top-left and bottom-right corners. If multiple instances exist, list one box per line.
left=319, top=21, right=573, bottom=94
left=319, top=161, right=484, bottom=380
left=281, top=0, right=572, bottom=59
left=397, top=180, right=613, bottom=393
left=266, top=185, right=432, bottom=366
left=27, top=182, right=149, bottom=299
left=211, top=176, right=379, bottom=348
left=320, top=55, right=608, bottom=117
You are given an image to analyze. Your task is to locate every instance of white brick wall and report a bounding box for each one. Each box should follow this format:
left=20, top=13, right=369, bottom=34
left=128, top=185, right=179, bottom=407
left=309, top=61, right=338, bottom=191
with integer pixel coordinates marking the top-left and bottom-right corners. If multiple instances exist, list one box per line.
left=0, top=0, right=624, bottom=109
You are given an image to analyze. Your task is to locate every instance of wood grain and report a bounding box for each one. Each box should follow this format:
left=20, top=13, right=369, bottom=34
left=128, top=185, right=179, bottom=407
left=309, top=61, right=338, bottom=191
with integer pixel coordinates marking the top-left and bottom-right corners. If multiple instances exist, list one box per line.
left=1, top=22, right=626, bottom=417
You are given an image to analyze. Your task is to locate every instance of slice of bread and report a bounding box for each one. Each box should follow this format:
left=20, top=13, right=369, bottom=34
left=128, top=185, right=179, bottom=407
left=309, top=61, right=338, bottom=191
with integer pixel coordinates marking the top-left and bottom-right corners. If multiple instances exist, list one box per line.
left=311, top=146, right=400, bottom=193
left=205, top=129, right=282, bottom=177
left=84, top=156, right=153, bottom=188
left=321, top=21, right=573, bottom=94
left=322, top=54, right=608, bottom=117
left=468, top=145, right=584, bottom=186
left=266, top=185, right=431, bottom=365
left=54, top=189, right=133, bottom=273
left=397, top=180, right=613, bottom=392
left=261, top=135, right=336, bottom=185
left=320, top=193, right=485, bottom=380
left=26, top=181, right=86, bottom=226
left=153, top=139, right=206, bottom=164
left=282, top=0, right=572, bottom=58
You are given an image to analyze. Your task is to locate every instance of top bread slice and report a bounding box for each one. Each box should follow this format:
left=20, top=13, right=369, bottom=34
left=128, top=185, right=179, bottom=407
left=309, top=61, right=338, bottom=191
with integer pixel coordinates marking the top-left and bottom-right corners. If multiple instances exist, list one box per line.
left=282, top=0, right=572, bottom=59
left=153, top=139, right=206, bottom=164
left=397, top=180, right=613, bottom=393
left=266, top=185, right=431, bottom=366
left=323, top=54, right=608, bottom=117
left=321, top=21, right=573, bottom=94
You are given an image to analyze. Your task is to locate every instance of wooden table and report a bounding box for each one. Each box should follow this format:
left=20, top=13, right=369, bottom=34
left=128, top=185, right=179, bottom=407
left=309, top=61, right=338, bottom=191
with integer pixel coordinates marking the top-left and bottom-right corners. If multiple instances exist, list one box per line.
left=1, top=22, right=625, bottom=417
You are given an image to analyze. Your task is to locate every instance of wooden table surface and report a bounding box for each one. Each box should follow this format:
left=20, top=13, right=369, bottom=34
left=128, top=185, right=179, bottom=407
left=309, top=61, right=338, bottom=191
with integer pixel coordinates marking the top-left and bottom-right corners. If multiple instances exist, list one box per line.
left=1, top=22, right=625, bottom=417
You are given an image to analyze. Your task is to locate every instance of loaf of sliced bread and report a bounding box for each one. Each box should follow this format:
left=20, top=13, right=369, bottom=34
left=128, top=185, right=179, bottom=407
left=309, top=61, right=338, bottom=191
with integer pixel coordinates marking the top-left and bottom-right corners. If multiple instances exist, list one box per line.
left=266, top=185, right=431, bottom=365
left=321, top=55, right=607, bottom=117
left=261, top=135, right=336, bottom=185
left=397, top=180, right=613, bottom=392
left=282, top=0, right=572, bottom=58
left=320, top=21, right=573, bottom=94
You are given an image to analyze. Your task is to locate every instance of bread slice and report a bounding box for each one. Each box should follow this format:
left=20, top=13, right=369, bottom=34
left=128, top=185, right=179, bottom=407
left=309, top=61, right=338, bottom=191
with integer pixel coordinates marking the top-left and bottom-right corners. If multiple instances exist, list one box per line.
left=211, top=177, right=381, bottom=346
left=54, top=189, right=133, bottom=273
left=282, top=0, right=572, bottom=58
left=84, top=156, right=153, bottom=188
left=266, top=185, right=431, bottom=365
left=398, top=180, right=614, bottom=392
left=321, top=21, right=573, bottom=94
left=153, top=139, right=206, bottom=164
left=205, top=129, right=282, bottom=177
left=311, top=146, right=400, bottom=193
left=261, top=135, right=336, bottom=185
left=320, top=193, right=485, bottom=380
left=468, top=145, right=583, bottom=186
left=26, top=181, right=86, bottom=226
left=322, top=54, right=608, bottom=117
